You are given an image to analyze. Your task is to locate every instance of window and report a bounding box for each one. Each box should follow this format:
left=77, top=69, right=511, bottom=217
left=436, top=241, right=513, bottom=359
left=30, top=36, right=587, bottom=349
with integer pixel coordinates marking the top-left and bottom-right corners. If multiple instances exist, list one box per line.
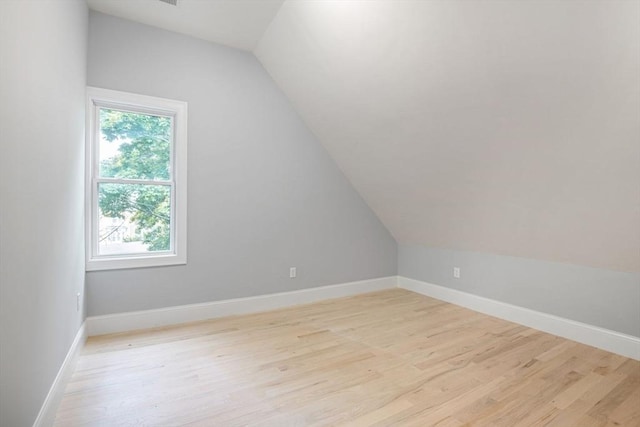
left=86, top=87, right=187, bottom=271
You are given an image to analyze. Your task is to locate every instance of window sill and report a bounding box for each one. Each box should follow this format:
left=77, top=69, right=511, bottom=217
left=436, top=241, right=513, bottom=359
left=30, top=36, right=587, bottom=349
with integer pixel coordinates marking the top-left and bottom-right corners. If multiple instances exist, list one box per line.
left=86, top=253, right=186, bottom=272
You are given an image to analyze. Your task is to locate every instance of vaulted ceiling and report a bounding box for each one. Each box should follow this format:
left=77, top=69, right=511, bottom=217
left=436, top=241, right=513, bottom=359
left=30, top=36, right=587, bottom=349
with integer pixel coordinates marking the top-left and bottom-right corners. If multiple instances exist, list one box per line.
left=87, top=0, right=640, bottom=272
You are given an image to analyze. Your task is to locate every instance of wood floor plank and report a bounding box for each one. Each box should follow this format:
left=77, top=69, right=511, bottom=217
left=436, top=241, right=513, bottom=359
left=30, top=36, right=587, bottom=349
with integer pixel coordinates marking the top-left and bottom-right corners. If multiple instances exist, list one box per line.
left=55, top=289, right=640, bottom=426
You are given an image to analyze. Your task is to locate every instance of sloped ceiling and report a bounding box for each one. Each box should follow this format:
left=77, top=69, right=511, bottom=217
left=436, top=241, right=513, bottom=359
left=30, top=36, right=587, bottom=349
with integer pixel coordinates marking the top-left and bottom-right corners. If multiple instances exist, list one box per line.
left=255, top=0, right=640, bottom=272
left=87, top=0, right=284, bottom=50
left=86, top=0, right=639, bottom=272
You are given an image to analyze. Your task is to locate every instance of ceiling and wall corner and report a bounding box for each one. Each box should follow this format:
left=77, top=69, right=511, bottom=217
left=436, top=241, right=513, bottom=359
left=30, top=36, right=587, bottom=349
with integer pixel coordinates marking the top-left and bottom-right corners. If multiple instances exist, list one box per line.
left=81, top=1, right=639, bottom=272
left=86, top=0, right=285, bottom=50
left=255, top=0, right=640, bottom=273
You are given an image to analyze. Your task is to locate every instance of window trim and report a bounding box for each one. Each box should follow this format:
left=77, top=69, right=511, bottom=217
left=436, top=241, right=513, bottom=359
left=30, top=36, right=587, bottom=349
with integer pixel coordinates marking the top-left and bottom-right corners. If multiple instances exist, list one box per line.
left=85, top=87, right=187, bottom=271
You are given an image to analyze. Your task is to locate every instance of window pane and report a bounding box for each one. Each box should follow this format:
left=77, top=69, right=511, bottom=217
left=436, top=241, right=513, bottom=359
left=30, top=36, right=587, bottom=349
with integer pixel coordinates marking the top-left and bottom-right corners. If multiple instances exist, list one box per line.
left=99, top=108, right=171, bottom=180
left=98, top=183, right=172, bottom=255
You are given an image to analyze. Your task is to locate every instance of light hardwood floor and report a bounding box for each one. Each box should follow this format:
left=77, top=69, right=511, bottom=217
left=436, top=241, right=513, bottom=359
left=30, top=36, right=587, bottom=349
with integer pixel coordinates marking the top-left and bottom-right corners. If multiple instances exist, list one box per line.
left=55, top=289, right=640, bottom=426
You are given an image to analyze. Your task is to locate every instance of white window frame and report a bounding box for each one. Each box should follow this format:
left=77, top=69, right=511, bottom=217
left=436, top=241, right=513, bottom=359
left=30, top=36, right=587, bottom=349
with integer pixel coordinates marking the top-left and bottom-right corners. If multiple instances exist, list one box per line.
left=85, top=87, right=187, bottom=271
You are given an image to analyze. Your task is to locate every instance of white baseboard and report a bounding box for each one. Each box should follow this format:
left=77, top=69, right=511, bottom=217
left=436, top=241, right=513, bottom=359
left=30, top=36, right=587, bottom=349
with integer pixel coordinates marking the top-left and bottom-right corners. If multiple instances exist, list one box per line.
left=33, top=322, right=86, bottom=427
left=398, top=276, right=640, bottom=361
left=87, top=276, right=398, bottom=336
left=86, top=274, right=639, bottom=360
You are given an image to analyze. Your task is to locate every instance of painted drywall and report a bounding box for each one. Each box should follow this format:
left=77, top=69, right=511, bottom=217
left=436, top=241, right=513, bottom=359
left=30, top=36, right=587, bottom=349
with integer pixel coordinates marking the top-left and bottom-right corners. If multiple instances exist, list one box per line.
left=256, top=0, right=640, bottom=272
left=0, top=1, right=87, bottom=425
left=86, top=12, right=397, bottom=316
left=399, top=245, right=640, bottom=337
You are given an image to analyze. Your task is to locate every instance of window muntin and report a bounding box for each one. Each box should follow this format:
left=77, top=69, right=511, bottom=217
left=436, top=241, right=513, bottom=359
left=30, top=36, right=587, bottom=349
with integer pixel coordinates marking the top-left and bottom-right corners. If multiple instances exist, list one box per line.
left=86, top=88, right=187, bottom=271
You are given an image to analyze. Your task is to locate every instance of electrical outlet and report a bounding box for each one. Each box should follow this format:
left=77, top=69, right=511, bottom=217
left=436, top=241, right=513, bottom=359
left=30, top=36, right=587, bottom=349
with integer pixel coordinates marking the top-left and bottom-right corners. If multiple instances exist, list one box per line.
left=289, top=267, right=297, bottom=278
left=453, top=267, right=461, bottom=279
left=76, top=293, right=81, bottom=312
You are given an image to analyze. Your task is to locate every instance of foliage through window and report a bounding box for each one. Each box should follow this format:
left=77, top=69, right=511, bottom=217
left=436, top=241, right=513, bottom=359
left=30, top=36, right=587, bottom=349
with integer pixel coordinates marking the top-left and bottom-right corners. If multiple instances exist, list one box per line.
left=86, top=88, right=187, bottom=271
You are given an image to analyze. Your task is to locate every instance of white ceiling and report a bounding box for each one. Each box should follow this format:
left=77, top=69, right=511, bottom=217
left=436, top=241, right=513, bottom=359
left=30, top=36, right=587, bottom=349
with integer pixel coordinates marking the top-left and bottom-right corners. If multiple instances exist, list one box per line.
left=87, top=0, right=285, bottom=51
left=256, top=0, right=640, bottom=272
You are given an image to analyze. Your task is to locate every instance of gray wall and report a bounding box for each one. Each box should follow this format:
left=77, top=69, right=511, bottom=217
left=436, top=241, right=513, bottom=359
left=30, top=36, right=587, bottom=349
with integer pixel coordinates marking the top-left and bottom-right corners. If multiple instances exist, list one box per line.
left=0, top=1, right=87, bottom=426
left=86, top=12, right=397, bottom=316
left=399, top=245, right=640, bottom=337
